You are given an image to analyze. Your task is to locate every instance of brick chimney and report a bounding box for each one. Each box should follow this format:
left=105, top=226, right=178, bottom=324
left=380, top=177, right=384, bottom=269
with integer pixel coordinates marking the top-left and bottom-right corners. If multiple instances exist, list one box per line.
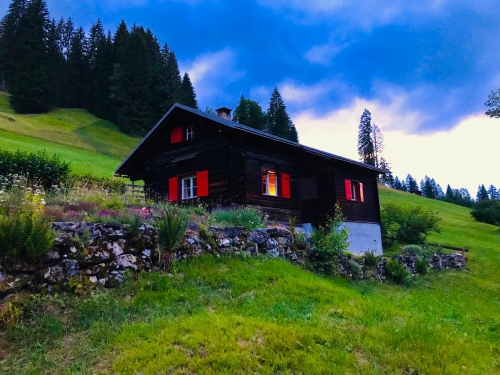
left=215, top=106, right=232, bottom=120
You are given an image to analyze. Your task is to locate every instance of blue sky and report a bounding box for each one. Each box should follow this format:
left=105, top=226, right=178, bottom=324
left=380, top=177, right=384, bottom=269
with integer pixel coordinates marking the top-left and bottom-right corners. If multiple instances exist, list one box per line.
left=2, top=0, right=499, bottom=192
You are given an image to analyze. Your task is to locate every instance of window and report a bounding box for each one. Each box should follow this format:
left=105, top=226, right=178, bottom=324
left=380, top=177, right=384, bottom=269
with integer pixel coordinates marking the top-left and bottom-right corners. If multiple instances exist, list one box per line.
left=186, top=126, right=195, bottom=140
left=344, top=179, right=364, bottom=202
left=262, top=170, right=291, bottom=198
left=262, top=170, right=278, bottom=196
left=182, top=175, right=197, bottom=199
left=169, top=171, right=208, bottom=202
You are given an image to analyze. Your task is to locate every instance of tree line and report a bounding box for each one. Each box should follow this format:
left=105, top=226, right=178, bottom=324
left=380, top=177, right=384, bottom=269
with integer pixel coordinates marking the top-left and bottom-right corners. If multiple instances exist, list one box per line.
left=0, top=0, right=198, bottom=136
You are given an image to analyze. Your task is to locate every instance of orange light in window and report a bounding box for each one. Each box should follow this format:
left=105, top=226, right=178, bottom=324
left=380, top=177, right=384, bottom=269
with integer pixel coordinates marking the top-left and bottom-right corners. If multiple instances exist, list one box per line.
left=268, top=172, right=277, bottom=196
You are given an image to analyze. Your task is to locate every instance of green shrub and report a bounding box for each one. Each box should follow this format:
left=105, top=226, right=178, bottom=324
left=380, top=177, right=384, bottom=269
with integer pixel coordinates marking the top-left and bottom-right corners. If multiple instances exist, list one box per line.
left=381, top=203, right=441, bottom=249
left=471, top=200, right=500, bottom=226
left=363, top=250, right=379, bottom=267
left=0, top=149, right=70, bottom=189
left=402, top=245, right=424, bottom=256
left=63, top=174, right=126, bottom=194
left=156, top=208, right=188, bottom=269
left=309, top=204, right=350, bottom=275
left=0, top=213, right=56, bottom=270
left=385, top=259, right=411, bottom=285
left=208, top=207, right=264, bottom=230
left=348, top=259, right=362, bottom=280
left=415, top=256, right=429, bottom=275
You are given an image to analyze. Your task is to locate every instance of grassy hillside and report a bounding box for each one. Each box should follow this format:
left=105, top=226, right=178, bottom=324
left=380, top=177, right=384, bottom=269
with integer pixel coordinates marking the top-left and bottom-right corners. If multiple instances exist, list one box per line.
left=0, top=92, right=140, bottom=178
left=1, top=187, right=499, bottom=374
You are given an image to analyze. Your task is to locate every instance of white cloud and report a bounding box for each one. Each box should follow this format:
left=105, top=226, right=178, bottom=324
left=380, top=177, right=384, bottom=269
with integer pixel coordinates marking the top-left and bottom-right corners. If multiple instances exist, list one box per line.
left=179, top=48, right=244, bottom=107
left=293, top=98, right=499, bottom=194
left=280, top=81, right=333, bottom=105
left=304, top=41, right=348, bottom=66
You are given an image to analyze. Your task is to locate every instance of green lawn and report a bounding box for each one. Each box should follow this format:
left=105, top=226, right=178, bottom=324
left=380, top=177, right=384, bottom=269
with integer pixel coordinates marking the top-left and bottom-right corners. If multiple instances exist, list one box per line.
left=0, top=92, right=140, bottom=178
left=1, top=187, right=499, bottom=374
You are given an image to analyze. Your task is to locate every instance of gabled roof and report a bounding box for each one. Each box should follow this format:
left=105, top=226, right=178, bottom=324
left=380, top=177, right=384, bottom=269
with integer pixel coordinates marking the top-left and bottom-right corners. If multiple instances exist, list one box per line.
left=115, top=103, right=387, bottom=176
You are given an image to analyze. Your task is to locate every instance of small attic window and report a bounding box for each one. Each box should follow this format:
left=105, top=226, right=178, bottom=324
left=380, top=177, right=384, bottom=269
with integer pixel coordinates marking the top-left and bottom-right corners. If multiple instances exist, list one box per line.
left=186, top=126, right=195, bottom=140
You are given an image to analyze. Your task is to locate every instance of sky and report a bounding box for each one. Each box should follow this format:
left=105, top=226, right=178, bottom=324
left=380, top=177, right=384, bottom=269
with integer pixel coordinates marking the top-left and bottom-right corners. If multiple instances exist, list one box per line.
left=1, top=0, right=499, bottom=194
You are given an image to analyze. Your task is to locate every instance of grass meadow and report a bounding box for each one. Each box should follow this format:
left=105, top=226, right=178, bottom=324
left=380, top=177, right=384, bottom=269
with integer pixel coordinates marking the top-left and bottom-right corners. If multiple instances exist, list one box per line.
left=0, top=92, right=140, bottom=178
left=1, top=186, right=499, bottom=374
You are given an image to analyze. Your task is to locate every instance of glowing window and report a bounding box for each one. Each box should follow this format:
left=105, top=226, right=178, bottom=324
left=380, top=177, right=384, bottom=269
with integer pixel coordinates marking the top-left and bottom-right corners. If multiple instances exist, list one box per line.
left=262, top=170, right=278, bottom=196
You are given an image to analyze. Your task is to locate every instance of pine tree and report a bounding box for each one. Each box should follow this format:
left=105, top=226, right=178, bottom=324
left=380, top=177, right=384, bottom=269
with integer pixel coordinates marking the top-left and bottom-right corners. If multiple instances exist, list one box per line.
left=476, top=184, right=489, bottom=202
left=86, top=19, right=105, bottom=113
left=406, top=174, right=418, bottom=192
left=0, top=0, right=27, bottom=90
left=67, top=26, right=89, bottom=108
left=267, top=87, right=298, bottom=141
left=392, top=176, right=402, bottom=190
left=92, top=31, right=113, bottom=120
left=378, top=157, right=394, bottom=185
left=46, top=18, right=64, bottom=106
left=7, top=0, right=51, bottom=113
left=180, top=73, right=198, bottom=109
left=162, top=48, right=182, bottom=112
left=357, top=109, right=375, bottom=165
left=421, top=176, right=435, bottom=198
left=487, top=185, right=499, bottom=200
left=233, top=95, right=267, bottom=130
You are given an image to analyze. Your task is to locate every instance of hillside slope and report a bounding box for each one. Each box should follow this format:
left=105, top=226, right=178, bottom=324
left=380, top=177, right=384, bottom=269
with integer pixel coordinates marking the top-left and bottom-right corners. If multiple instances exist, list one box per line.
left=1, top=187, right=499, bottom=374
left=0, top=92, right=140, bottom=178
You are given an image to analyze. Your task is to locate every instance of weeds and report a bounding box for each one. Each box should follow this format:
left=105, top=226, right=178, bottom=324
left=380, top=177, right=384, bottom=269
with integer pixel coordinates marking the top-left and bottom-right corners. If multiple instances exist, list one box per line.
left=208, top=207, right=264, bottom=230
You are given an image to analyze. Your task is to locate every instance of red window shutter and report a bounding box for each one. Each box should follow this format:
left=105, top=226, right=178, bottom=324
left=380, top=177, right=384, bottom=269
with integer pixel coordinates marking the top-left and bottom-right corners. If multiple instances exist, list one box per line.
left=281, top=173, right=291, bottom=198
left=170, top=127, right=182, bottom=144
left=359, top=182, right=364, bottom=202
left=197, top=170, right=209, bottom=197
left=168, top=177, right=178, bottom=202
left=345, top=179, right=352, bottom=200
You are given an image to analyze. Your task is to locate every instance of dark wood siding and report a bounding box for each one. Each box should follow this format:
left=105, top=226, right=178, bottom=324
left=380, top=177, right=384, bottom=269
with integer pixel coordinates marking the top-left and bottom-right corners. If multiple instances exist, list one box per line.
left=334, top=164, right=380, bottom=223
left=243, top=144, right=301, bottom=223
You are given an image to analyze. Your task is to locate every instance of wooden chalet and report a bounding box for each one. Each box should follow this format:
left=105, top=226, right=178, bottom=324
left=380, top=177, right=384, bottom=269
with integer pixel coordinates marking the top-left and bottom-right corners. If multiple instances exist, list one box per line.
left=115, top=104, right=387, bottom=254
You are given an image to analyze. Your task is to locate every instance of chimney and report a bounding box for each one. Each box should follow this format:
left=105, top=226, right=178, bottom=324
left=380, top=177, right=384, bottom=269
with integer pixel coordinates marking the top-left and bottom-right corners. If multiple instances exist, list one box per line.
left=215, top=106, right=232, bottom=120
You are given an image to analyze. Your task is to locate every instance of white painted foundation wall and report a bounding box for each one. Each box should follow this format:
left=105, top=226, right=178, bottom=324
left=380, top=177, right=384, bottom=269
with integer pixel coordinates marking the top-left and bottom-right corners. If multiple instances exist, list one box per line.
left=341, top=222, right=383, bottom=256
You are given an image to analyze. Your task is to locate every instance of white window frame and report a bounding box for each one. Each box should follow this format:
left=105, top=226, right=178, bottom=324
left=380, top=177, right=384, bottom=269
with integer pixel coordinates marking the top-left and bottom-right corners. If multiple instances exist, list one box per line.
left=351, top=181, right=361, bottom=202
left=186, top=126, right=195, bottom=140
left=181, top=175, right=197, bottom=199
left=262, top=170, right=278, bottom=196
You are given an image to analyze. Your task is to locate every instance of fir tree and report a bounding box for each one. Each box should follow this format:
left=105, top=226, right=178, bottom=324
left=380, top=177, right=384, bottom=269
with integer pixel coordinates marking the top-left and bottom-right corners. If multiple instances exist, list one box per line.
left=357, top=109, right=375, bottom=165
left=392, top=176, right=402, bottom=190
left=476, top=184, right=489, bottom=202
left=67, top=26, right=89, bottom=108
left=406, top=174, right=418, bottom=192
left=86, top=19, right=105, bottom=113
left=487, top=185, right=499, bottom=200
left=180, top=73, right=198, bottom=109
left=378, top=157, right=394, bottom=185
left=46, top=18, right=64, bottom=106
left=92, top=31, right=113, bottom=120
left=7, top=0, right=51, bottom=113
left=162, top=48, right=182, bottom=112
left=267, top=87, right=298, bottom=141
left=233, top=95, right=266, bottom=130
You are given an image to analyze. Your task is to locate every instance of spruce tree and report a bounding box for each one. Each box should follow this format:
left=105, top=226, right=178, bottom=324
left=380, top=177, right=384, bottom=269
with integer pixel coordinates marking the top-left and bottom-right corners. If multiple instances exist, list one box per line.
left=357, top=109, right=375, bottom=165
left=162, top=48, right=182, bottom=112
left=92, top=31, right=113, bottom=120
left=86, top=19, right=105, bottom=113
left=406, top=174, right=418, bottom=192
left=267, top=87, right=298, bottom=141
left=233, top=95, right=267, bottom=130
left=476, top=184, right=489, bottom=202
left=67, top=26, right=89, bottom=108
left=392, top=176, right=402, bottom=190
left=46, top=18, right=64, bottom=106
left=378, top=157, right=393, bottom=185
left=180, top=73, right=198, bottom=109
left=8, top=0, right=51, bottom=113
left=487, top=185, right=499, bottom=200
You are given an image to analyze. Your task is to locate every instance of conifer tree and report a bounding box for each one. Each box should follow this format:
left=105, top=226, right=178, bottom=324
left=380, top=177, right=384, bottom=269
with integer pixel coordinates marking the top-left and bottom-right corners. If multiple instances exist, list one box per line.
left=46, top=18, right=64, bottom=106
left=267, top=87, right=298, bottom=141
left=67, top=26, right=89, bottom=108
left=487, top=185, right=499, bottom=200
left=162, top=49, right=182, bottom=112
left=378, top=157, right=393, bottom=185
left=7, top=0, right=51, bottom=113
left=476, top=184, right=489, bottom=202
left=233, top=95, right=266, bottom=130
left=406, top=174, right=419, bottom=192
left=180, top=73, right=198, bottom=109
left=357, top=109, right=375, bottom=165
left=392, top=176, right=402, bottom=190
left=86, top=19, right=105, bottom=113
left=92, top=31, right=113, bottom=120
